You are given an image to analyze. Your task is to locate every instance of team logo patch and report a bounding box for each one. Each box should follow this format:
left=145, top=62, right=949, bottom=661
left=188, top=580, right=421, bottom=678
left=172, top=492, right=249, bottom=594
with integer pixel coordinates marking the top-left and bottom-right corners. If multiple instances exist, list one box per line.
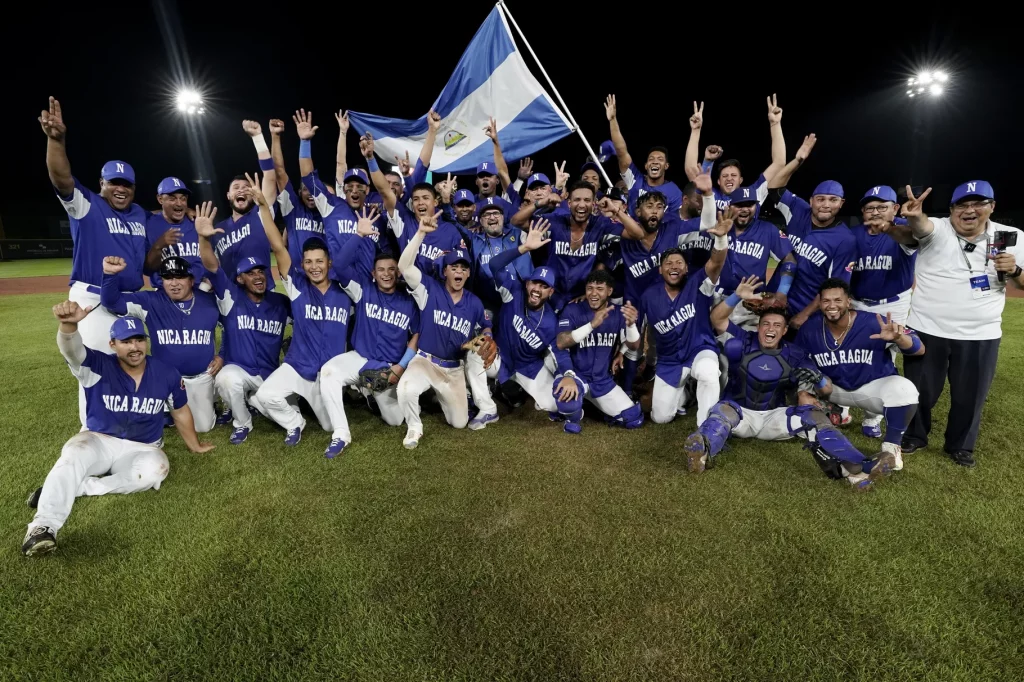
left=441, top=119, right=470, bottom=155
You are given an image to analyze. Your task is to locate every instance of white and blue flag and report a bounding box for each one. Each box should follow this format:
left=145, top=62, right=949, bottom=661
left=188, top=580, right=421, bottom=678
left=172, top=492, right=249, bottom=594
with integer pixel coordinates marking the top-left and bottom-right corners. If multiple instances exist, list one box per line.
left=348, top=6, right=572, bottom=175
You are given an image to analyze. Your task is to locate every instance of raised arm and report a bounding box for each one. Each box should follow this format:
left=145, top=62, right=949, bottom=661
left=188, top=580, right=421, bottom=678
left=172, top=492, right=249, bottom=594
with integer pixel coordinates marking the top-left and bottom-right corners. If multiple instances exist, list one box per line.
left=243, top=120, right=278, bottom=206
left=704, top=208, right=735, bottom=284
left=247, top=172, right=290, bottom=275
left=683, top=101, right=704, bottom=181
left=269, top=118, right=288, bottom=191
left=898, top=186, right=935, bottom=240
left=293, top=109, right=318, bottom=179
left=416, top=110, right=442, bottom=171
left=362, top=132, right=397, bottom=214
left=335, top=110, right=350, bottom=180
left=762, top=94, right=787, bottom=182
left=600, top=198, right=645, bottom=240
left=39, top=97, right=74, bottom=197
left=510, top=192, right=561, bottom=228
left=193, top=202, right=223, bottom=272
left=604, top=95, right=632, bottom=175
left=52, top=300, right=91, bottom=369
left=711, top=275, right=762, bottom=334
left=398, top=211, right=441, bottom=290
left=145, top=227, right=183, bottom=273
left=482, top=117, right=513, bottom=191
left=768, top=134, right=816, bottom=190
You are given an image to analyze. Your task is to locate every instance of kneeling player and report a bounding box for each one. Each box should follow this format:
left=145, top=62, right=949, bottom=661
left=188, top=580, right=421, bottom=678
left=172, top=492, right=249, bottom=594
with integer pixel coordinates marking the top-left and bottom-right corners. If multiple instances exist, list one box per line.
left=556, top=270, right=644, bottom=428
left=682, top=276, right=895, bottom=489
left=23, top=303, right=213, bottom=556
left=487, top=219, right=585, bottom=432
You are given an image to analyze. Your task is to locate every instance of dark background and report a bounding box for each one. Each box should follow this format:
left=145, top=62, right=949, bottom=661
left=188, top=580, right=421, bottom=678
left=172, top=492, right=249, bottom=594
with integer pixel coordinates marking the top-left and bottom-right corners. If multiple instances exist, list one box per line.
left=2, top=1, right=1022, bottom=239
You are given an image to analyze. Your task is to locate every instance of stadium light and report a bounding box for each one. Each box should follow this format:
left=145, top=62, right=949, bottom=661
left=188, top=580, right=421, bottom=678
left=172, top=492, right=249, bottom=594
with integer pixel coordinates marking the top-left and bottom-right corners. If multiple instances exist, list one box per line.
left=176, top=88, right=205, bottom=115
left=907, top=69, right=950, bottom=98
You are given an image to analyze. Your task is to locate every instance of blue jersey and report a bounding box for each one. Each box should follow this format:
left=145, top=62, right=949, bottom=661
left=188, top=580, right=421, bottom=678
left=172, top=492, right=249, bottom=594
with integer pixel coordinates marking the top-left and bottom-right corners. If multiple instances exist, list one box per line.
left=145, top=212, right=205, bottom=289
left=679, top=223, right=715, bottom=273
left=543, top=213, right=623, bottom=307
left=213, top=204, right=276, bottom=290
left=640, top=270, right=718, bottom=386
left=209, top=268, right=290, bottom=380
left=475, top=194, right=517, bottom=223
left=719, top=219, right=792, bottom=294
left=718, top=322, right=815, bottom=410
left=101, top=274, right=220, bottom=377
left=493, top=264, right=570, bottom=382
left=281, top=266, right=352, bottom=381
left=771, top=190, right=857, bottom=312
left=713, top=174, right=768, bottom=212
left=58, top=178, right=148, bottom=291
left=304, top=171, right=384, bottom=282
left=277, top=181, right=325, bottom=272
left=409, top=275, right=488, bottom=360
left=795, top=310, right=902, bottom=391
left=558, top=301, right=626, bottom=397
left=620, top=217, right=696, bottom=303
left=850, top=222, right=917, bottom=300
left=338, top=274, right=420, bottom=367
left=71, top=348, right=187, bottom=445
left=460, top=227, right=531, bottom=311
left=622, top=162, right=683, bottom=217
left=389, top=203, right=466, bottom=277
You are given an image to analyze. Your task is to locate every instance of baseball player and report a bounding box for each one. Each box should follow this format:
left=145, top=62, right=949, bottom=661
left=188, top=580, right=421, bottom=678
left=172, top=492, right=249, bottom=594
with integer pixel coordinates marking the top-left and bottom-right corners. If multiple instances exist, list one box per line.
left=605, top=95, right=684, bottom=216
left=248, top=174, right=349, bottom=445
left=396, top=212, right=492, bottom=448
left=40, top=97, right=148, bottom=427
left=211, top=121, right=278, bottom=289
left=22, top=304, right=213, bottom=557
left=681, top=275, right=896, bottom=489
left=193, top=203, right=291, bottom=444
left=266, top=117, right=327, bottom=272
left=795, top=278, right=924, bottom=471
left=318, top=209, right=421, bottom=458
left=556, top=270, right=645, bottom=428
left=641, top=209, right=734, bottom=425
left=486, top=219, right=585, bottom=432
left=100, top=250, right=222, bottom=434
left=452, top=188, right=480, bottom=233
left=850, top=185, right=916, bottom=324
left=144, top=177, right=206, bottom=289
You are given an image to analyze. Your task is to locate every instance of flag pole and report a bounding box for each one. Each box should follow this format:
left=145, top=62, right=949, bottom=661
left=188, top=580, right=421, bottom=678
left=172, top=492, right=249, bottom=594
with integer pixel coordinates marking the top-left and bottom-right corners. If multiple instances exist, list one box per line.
left=496, top=1, right=614, bottom=190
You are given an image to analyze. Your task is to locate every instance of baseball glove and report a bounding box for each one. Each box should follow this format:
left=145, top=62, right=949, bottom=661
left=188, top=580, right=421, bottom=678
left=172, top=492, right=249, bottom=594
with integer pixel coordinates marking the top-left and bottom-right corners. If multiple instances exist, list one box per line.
left=816, top=398, right=845, bottom=427
left=462, top=333, right=498, bottom=368
left=358, top=367, right=393, bottom=393
left=742, top=291, right=774, bottom=313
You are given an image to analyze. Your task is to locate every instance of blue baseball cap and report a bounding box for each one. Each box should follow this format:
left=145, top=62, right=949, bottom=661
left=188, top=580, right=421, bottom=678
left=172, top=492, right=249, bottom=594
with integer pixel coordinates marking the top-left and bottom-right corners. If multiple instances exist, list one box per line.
left=476, top=161, right=496, bottom=177
left=478, top=202, right=504, bottom=217
left=580, top=160, right=601, bottom=176
left=109, top=316, right=146, bottom=340
left=527, top=173, right=551, bottom=189
left=860, top=185, right=898, bottom=205
left=812, top=180, right=844, bottom=198
left=157, top=176, right=190, bottom=196
left=598, top=140, right=616, bottom=162
left=236, top=254, right=268, bottom=275
left=527, top=266, right=555, bottom=287
left=101, top=160, right=136, bottom=184
left=443, top=248, right=473, bottom=270
left=728, top=186, right=759, bottom=206
left=951, top=180, right=995, bottom=205
left=454, top=189, right=476, bottom=205
left=343, top=168, right=369, bottom=185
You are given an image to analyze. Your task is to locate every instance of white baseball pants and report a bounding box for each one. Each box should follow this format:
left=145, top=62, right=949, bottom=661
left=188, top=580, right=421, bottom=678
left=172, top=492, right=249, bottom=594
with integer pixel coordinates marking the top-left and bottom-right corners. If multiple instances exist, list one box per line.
left=651, top=350, right=721, bottom=425
left=215, top=364, right=264, bottom=430
left=250, top=363, right=332, bottom=433
left=320, top=351, right=404, bottom=444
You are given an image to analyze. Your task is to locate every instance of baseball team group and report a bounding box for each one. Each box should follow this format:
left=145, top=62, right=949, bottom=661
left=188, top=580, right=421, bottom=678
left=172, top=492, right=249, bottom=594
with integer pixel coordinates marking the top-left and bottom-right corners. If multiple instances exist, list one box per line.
left=20, top=93, right=1022, bottom=557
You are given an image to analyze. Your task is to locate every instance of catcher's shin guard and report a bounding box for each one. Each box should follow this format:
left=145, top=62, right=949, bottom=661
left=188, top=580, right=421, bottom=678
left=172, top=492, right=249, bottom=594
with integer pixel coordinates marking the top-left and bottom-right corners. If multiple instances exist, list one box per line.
left=789, top=405, right=867, bottom=479
left=698, top=400, right=742, bottom=457
left=613, top=403, right=644, bottom=429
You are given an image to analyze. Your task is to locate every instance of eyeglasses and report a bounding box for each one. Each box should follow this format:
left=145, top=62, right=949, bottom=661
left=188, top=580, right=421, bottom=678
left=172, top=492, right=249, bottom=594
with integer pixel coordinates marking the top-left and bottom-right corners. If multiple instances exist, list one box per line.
left=953, top=200, right=992, bottom=211
left=862, top=204, right=893, bottom=215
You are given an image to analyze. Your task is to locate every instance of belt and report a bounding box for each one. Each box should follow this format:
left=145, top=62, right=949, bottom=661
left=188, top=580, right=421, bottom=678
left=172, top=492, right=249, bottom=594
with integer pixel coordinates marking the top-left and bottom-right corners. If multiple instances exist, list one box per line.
left=416, top=349, right=461, bottom=369
left=70, top=281, right=103, bottom=295
left=858, top=295, right=898, bottom=306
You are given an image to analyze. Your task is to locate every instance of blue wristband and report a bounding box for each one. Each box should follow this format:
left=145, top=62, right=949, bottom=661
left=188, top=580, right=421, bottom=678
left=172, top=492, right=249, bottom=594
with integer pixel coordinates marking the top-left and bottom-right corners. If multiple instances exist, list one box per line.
left=725, top=292, right=742, bottom=308
left=902, top=334, right=923, bottom=355
left=777, top=274, right=793, bottom=295
left=398, top=347, right=416, bottom=369
left=816, top=375, right=828, bottom=389
left=258, top=157, right=274, bottom=172
left=299, top=139, right=311, bottom=159
left=367, top=157, right=379, bottom=173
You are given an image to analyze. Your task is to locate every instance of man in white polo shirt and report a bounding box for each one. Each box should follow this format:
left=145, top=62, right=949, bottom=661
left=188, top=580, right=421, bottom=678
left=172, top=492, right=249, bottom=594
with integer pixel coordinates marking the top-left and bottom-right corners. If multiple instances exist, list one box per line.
left=892, top=181, right=1023, bottom=467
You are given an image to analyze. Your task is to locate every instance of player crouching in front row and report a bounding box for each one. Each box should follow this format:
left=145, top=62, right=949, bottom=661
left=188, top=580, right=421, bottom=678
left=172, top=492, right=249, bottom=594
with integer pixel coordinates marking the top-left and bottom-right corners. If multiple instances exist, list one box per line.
left=681, top=275, right=896, bottom=490
left=23, top=303, right=213, bottom=557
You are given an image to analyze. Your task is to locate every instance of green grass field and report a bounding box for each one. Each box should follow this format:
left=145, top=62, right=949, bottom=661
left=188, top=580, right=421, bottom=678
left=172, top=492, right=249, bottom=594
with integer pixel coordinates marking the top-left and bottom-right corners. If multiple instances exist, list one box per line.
left=2, top=280, right=1024, bottom=680
left=0, top=258, right=73, bottom=278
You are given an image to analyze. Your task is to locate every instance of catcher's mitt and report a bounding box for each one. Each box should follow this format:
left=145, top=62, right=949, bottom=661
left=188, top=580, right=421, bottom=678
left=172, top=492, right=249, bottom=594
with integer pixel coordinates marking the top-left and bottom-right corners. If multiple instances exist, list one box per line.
left=816, top=398, right=845, bottom=427
left=742, top=291, right=774, bottom=313
left=358, top=367, right=393, bottom=393
left=462, top=333, right=498, bottom=368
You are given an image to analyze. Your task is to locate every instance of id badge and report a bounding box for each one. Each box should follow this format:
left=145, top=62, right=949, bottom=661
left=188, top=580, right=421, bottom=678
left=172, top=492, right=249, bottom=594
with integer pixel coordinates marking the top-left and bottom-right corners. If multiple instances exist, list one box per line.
left=970, top=274, right=993, bottom=299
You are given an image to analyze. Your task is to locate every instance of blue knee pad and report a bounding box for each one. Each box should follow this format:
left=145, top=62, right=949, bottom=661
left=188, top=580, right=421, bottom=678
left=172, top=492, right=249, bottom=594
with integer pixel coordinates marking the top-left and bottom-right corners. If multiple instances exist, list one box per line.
left=698, top=400, right=742, bottom=457
left=788, top=405, right=868, bottom=478
left=554, top=377, right=584, bottom=415
left=615, top=403, right=644, bottom=429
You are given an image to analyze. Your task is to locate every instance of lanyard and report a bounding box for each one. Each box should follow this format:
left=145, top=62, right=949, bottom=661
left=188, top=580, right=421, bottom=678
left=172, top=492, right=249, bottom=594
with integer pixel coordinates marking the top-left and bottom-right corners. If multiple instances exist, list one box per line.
left=953, top=223, right=991, bottom=275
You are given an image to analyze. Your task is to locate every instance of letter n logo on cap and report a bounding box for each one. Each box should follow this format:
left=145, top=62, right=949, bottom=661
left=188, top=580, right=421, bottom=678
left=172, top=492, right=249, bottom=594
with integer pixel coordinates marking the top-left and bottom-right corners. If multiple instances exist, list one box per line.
left=482, top=163, right=488, bottom=170
left=174, top=178, right=181, bottom=187
left=126, top=319, right=137, bottom=330
left=116, top=163, right=125, bottom=173
left=968, top=182, right=977, bottom=192
left=742, top=189, right=750, bottom=198
left=873, top=186, right=881, bottom=195
left=248, top=257, right=256, bottom=265
left=540, top=268, right=547, bottom=277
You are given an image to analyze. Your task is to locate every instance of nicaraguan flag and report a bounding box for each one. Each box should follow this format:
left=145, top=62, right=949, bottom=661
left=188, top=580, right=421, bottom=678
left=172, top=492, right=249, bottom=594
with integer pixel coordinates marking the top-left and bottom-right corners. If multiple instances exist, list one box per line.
left=348, top=6, right=572, bottom=175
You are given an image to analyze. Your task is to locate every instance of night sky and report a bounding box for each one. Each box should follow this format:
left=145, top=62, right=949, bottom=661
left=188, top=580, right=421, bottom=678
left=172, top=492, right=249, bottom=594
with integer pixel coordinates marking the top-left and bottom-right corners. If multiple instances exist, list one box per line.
left=3, top=2, right=1023, bottom=235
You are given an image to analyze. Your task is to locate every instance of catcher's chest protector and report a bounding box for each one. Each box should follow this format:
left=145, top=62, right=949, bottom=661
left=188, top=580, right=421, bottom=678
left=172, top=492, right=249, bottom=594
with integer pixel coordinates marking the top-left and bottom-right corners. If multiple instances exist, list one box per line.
left=736, top=348, right=793, bottom=411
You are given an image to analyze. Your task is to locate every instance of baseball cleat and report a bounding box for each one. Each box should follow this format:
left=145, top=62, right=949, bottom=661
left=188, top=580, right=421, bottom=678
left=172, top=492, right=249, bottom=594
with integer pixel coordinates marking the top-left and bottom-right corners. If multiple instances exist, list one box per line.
left=230, top=426, right=251, bottom=445
left=216, top=407, right=233, bottom=426
left=867, top=452, right=897, bottom=483
left=26, top=487, right=42, bottom=509
left=862, top=422, right=882, bottom=438
left=403, top=429, right=422, bottom=449
left=22, top=527, right=57, bottom=557
left=563, top=421, right=582, bottom=434
left=882, top=441, right=903, bottom=471
left=683, top=433, right=709, bottom=473
left=468, top=413, right=499, bottom=431
left=324, top=439, right=347, bottom=459
left=284, top=428, right=302, bottom=446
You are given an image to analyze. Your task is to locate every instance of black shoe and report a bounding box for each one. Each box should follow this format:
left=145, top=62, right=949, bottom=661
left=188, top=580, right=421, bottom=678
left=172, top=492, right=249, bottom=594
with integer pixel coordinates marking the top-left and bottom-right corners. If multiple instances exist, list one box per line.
left=26, top=487, right=42, bottom=509
left=901, top=439, right=925, bottom=454
left=22, top=527, right=57, bottom=557
left=948, top=450, right=976, bottom=468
